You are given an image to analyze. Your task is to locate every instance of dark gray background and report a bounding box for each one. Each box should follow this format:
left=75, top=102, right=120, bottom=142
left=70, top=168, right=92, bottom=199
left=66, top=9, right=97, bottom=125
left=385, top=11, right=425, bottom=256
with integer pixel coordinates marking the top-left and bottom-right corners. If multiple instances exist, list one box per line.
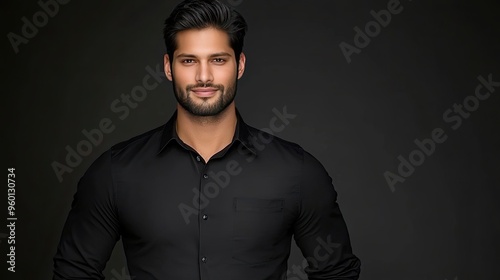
left=2, top=0, right=499, bottom=279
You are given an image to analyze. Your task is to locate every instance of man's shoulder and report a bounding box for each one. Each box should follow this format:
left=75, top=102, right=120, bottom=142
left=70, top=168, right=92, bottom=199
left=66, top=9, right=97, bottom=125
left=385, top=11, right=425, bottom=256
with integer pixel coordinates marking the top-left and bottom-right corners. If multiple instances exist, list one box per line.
left=108, top=123, right=166, bottom=158
left=245, top=125, right=326, bottom=170
left=245, top=124, right=305, bottom=157
left=79, top=124, right=166, bottom=181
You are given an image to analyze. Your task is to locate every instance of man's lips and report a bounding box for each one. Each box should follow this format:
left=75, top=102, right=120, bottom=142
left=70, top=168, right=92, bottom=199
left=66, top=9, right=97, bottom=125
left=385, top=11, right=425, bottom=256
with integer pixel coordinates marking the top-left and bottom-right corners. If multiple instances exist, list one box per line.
left=191, top=88, right=219, bottom=96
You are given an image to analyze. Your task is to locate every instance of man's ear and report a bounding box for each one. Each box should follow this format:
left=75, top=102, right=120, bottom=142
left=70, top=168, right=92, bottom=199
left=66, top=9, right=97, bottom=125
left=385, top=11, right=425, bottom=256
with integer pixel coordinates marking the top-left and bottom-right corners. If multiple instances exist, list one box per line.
left=164, top=54, right=173, bottom=81
left=237, top=52, right=246, bottom=79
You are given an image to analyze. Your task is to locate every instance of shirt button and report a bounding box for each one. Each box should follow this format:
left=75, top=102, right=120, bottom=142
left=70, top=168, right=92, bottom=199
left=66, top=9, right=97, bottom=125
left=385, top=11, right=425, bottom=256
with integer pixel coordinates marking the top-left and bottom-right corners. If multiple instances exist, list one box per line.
left=201, top=256, right=207, bottom=263
left=203, top=174, right=208, bottom=179
left=202, top=214, right=208, bottom=220
left=196, top=155, right=201, bottom=161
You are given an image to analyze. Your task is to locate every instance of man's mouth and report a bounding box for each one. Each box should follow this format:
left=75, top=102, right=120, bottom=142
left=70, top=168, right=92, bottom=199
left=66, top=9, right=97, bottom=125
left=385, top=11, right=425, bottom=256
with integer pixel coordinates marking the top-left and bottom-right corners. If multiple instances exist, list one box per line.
left=191, top=88, right=219, bottom=97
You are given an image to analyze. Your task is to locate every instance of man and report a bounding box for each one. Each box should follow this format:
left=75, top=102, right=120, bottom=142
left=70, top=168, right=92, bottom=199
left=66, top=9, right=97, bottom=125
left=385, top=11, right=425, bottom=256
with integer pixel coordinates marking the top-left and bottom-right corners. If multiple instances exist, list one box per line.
left=53, top=0, right=361, bottom=279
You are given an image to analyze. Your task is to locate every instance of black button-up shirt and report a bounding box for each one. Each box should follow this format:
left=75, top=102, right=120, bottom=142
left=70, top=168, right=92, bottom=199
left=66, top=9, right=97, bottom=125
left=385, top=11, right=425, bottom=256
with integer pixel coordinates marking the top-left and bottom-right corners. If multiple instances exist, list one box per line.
left=53, top=108, right=361, bottom=280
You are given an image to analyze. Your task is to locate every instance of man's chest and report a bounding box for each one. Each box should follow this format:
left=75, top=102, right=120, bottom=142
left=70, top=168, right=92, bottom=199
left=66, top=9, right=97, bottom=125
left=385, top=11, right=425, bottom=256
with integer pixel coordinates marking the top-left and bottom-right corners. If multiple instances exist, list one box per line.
left=115, top=158, right=301, bottom=249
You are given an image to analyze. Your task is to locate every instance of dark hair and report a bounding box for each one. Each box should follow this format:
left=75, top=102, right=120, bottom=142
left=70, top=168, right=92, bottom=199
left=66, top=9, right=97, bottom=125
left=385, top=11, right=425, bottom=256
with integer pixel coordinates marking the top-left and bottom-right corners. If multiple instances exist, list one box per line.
left=163, top=0, right=248, bottom=63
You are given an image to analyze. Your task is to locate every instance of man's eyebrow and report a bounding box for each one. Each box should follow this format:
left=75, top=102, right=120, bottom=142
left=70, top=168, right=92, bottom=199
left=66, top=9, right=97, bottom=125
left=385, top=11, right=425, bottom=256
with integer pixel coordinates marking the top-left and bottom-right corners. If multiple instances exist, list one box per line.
left=176, top=52, right=232, bottom=58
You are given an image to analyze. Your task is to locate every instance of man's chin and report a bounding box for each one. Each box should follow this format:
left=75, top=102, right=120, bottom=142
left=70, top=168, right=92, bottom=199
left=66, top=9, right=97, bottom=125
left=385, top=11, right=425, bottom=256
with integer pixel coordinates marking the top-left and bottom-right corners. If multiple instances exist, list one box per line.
left=182, top=104, right=225, bottom=117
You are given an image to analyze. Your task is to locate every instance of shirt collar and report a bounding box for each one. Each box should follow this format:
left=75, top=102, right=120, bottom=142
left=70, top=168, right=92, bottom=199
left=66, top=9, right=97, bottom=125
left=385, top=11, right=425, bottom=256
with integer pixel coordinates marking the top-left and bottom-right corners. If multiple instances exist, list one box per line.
left=157, top=107, right=258, bottom=156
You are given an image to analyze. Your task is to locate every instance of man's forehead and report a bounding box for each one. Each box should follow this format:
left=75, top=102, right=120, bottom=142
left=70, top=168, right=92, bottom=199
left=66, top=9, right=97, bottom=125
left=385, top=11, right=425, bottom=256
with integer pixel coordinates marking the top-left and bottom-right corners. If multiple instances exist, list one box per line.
left=174, top=28, right=233, bottom=56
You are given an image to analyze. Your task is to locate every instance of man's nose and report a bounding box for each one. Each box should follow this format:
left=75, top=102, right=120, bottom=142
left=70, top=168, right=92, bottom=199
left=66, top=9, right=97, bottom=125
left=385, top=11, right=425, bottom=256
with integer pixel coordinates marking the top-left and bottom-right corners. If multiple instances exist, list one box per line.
left=196, top=62, right=213, bottom=84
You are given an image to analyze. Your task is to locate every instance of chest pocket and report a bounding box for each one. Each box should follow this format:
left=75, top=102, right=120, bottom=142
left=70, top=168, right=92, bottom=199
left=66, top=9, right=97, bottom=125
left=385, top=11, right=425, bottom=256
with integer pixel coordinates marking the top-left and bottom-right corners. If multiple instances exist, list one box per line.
left=231, top=197, right=285, bottom=264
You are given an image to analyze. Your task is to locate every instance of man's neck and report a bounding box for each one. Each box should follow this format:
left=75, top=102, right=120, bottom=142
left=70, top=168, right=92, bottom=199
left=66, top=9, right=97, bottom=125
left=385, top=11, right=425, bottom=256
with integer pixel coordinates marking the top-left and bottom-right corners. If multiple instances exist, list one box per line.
left=175, top=103, right=237, bottom=162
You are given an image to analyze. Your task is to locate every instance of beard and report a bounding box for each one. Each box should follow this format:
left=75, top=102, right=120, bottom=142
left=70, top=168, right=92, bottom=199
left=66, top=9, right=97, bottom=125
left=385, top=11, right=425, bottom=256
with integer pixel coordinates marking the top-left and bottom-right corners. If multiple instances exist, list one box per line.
left=172, top=74, right=238, bottom=117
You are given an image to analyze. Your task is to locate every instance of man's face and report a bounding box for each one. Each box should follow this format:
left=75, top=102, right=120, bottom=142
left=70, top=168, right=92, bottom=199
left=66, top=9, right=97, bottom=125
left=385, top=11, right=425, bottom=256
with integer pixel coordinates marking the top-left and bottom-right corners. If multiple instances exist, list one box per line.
left=164, top=27, right=246, bottom=116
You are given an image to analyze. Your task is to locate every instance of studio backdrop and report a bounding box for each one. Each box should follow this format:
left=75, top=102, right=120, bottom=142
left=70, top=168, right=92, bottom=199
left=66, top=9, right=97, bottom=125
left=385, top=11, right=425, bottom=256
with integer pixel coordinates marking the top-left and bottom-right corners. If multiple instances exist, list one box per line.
left=2, top=0, right=499, bottom=279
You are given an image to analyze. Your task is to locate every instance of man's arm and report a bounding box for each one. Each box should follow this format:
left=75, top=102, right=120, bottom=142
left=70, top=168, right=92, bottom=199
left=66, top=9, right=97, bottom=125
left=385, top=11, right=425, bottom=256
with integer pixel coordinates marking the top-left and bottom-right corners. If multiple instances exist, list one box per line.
left=293, top=150, right=361, bottom=280
left=53, top=150, right=120, bottom=280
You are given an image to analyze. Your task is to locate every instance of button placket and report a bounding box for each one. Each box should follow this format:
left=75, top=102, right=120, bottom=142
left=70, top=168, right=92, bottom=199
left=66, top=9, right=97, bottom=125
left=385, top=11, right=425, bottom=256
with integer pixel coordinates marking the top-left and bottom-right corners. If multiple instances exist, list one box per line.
left=199, top=163, right=210, bottom=271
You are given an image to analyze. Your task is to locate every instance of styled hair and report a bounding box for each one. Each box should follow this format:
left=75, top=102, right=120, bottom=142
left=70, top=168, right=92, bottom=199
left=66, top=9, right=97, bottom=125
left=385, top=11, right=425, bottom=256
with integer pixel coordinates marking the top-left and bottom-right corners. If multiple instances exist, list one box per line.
left=163, top=0, right=248, bottom=63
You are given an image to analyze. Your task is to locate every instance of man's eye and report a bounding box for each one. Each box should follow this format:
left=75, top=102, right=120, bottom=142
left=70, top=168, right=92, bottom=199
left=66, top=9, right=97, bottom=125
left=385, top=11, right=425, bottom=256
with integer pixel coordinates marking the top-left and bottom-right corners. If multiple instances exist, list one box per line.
left=213, top=58, right=226, bottom=63
left=182, top=59, right=195, bottom=64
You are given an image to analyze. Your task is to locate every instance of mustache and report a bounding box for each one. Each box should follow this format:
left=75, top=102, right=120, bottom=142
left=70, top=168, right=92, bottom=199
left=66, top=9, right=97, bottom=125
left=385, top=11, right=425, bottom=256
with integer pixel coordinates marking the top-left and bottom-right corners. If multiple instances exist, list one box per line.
left=186, top=83, right=224, bottom=91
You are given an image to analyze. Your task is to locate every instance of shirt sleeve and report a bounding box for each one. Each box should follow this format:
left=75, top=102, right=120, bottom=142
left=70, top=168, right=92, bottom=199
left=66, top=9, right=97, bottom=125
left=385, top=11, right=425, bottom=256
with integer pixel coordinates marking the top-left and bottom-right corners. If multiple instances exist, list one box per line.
left=293, top=150, right=361, bottom=279
left=53, top=150, right=120, bottom=280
